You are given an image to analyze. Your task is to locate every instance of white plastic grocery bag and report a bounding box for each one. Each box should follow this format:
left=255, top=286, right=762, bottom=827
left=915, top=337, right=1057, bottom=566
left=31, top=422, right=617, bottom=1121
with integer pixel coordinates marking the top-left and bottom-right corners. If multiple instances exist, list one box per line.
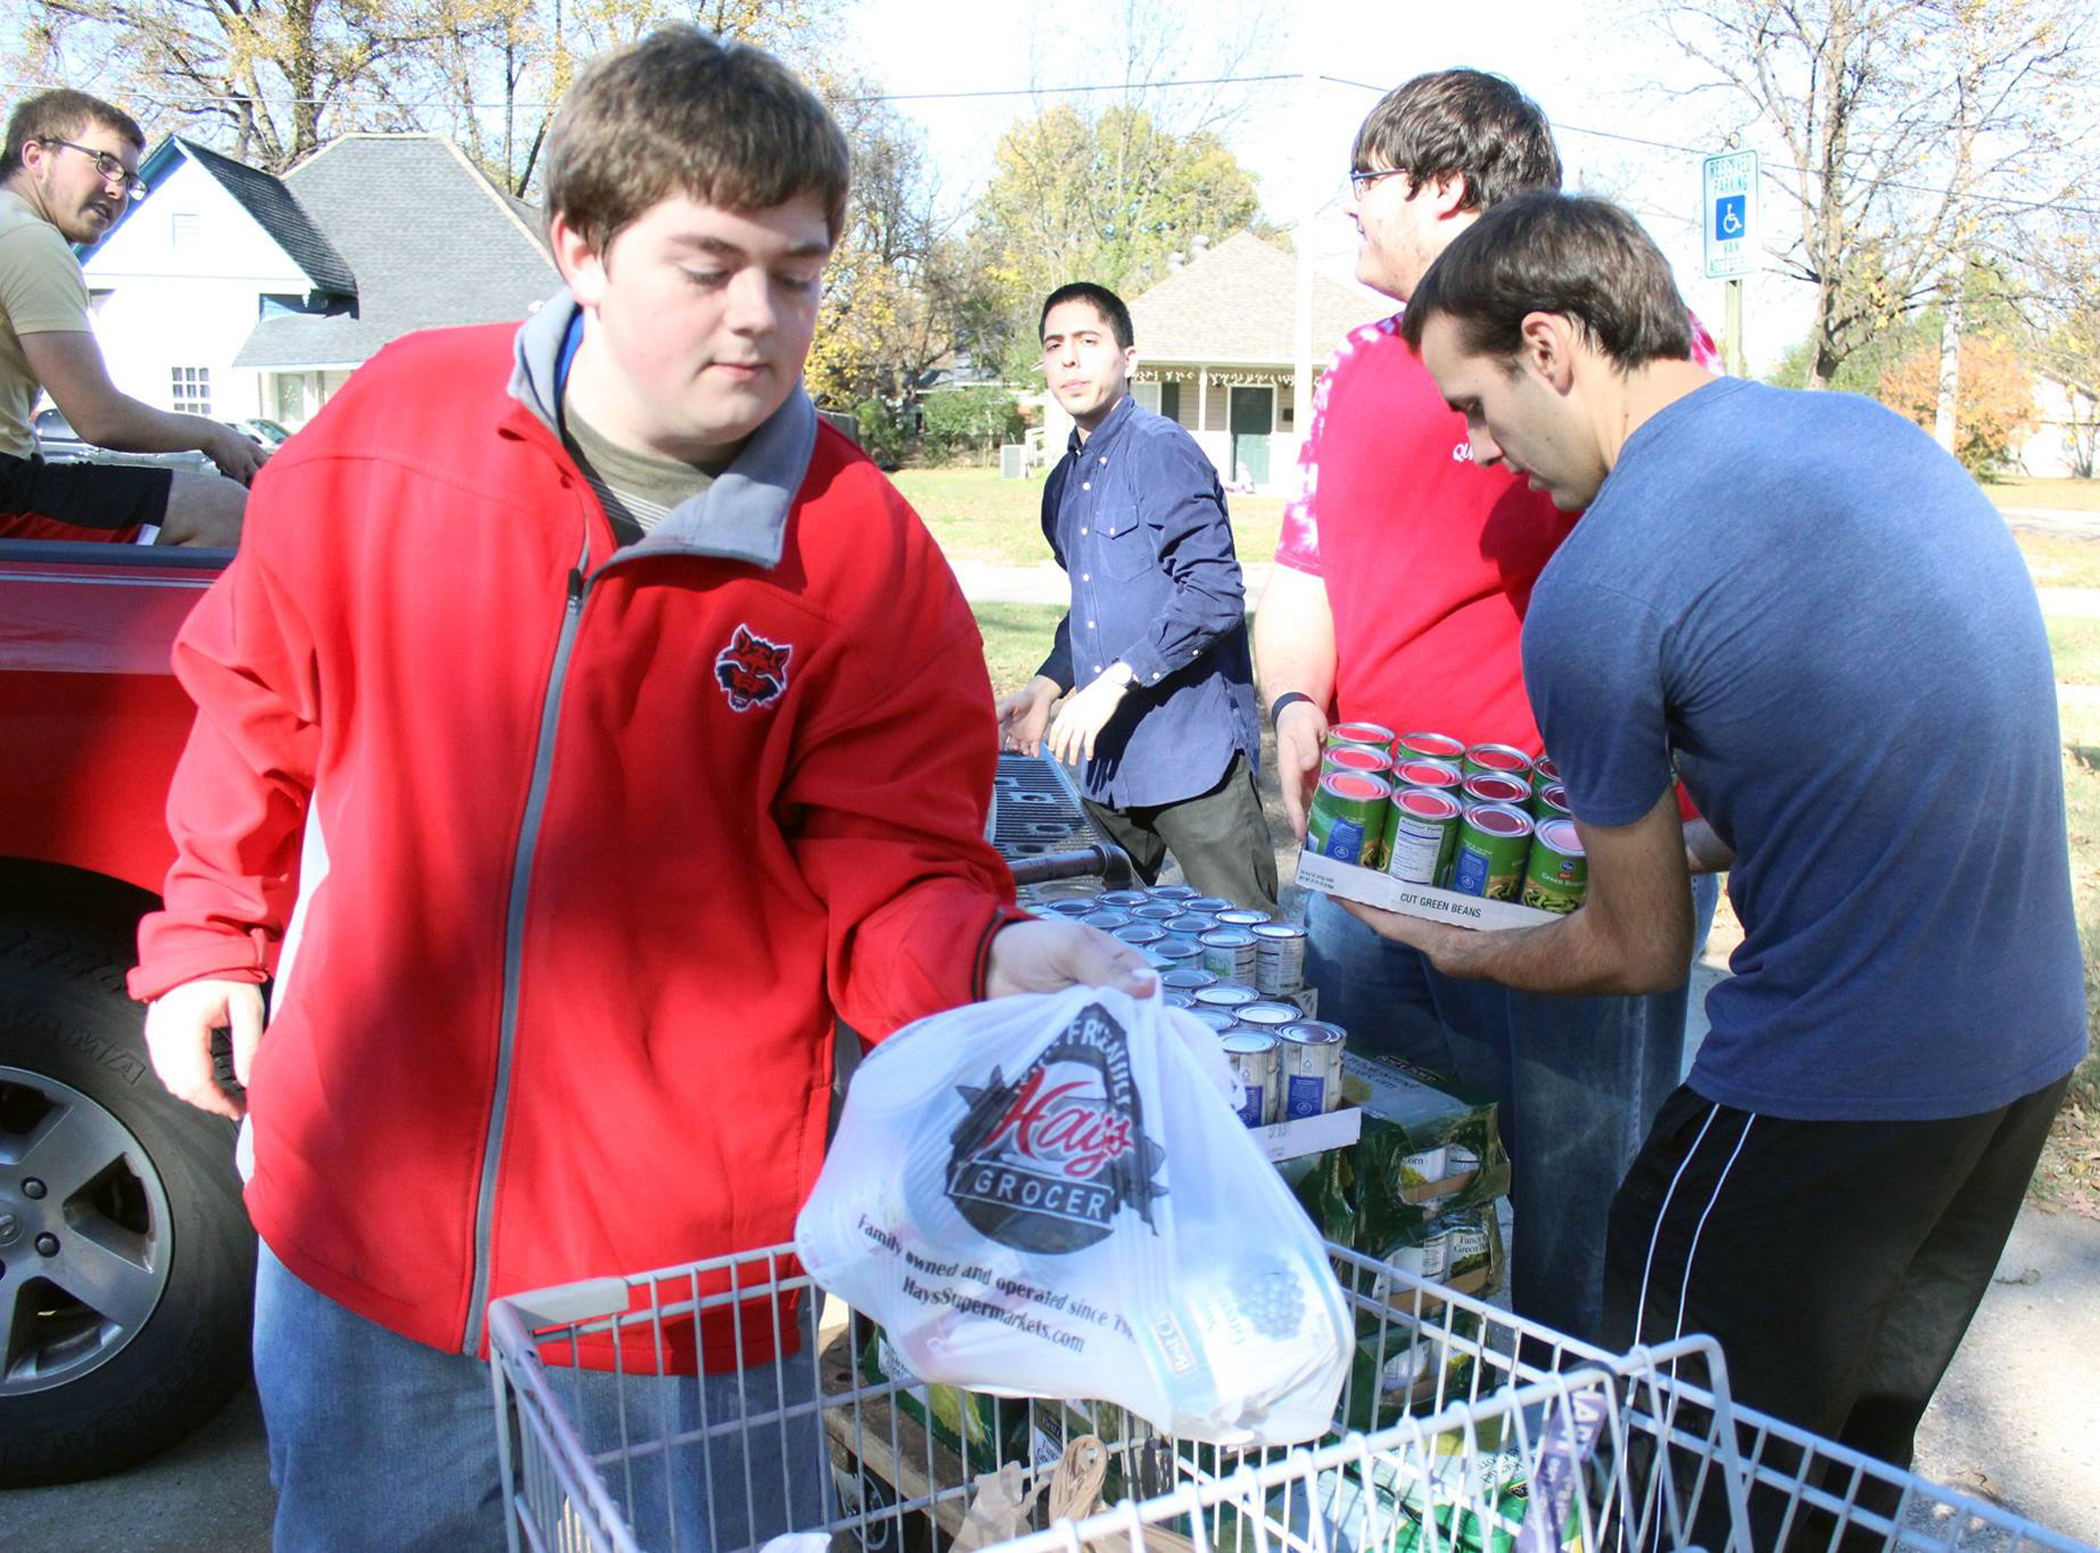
left=794, top=985, right=1351, bottom=1446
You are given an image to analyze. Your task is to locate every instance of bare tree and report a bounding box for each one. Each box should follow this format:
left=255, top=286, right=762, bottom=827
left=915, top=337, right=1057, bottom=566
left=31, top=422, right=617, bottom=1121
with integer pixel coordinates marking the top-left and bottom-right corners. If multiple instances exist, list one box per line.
left=18, top=0, right=525, bottom=171
left=1655, top=0, right=2090, bottom=388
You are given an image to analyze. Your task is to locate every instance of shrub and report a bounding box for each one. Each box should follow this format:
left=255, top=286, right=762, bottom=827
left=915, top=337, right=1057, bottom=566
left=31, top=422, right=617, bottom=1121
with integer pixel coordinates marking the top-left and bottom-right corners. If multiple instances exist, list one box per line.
left=920, top=388, right=1025, bottom=466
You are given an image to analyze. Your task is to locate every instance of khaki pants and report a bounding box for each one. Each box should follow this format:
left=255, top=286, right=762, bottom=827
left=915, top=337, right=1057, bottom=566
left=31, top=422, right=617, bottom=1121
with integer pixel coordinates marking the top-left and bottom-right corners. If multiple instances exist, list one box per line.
left=1082, top=752, right=1278, bottom=913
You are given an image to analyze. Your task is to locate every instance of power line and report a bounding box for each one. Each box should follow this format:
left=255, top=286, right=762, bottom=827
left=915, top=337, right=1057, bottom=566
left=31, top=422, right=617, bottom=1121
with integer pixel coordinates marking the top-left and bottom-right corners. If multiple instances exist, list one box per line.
left=843, top=72, right=1299, bottom=103
left=1317, top=73, right=2100, bottom=219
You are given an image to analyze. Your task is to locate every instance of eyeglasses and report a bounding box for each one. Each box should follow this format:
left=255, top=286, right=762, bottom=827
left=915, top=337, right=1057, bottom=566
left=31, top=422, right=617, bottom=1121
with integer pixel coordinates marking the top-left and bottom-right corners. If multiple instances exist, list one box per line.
left=41, top=139, right=147, bottom=199
left=1347, top=166, right=1408, bottom=198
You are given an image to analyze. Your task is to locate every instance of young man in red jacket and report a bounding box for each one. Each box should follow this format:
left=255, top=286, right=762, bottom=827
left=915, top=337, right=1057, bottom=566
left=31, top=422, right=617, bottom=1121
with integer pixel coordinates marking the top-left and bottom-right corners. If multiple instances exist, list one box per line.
left=131, top=29, right=1149, bottom=1549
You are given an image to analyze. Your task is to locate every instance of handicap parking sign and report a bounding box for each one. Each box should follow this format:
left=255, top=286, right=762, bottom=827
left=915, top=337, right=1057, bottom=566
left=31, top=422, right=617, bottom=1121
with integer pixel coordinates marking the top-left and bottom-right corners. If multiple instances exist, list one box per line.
left=1702, top=152, right=1758, bottom=279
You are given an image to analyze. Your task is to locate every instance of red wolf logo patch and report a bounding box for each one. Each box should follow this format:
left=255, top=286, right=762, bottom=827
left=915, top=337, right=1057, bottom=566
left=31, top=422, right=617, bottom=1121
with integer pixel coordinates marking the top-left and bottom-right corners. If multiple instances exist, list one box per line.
left=714, top=624, right=792, bottom=712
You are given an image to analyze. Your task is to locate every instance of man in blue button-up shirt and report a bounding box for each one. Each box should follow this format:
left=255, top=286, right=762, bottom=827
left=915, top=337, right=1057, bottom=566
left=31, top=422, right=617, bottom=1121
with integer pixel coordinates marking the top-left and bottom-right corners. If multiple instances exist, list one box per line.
left=996, top=282, right=1275, bottom=911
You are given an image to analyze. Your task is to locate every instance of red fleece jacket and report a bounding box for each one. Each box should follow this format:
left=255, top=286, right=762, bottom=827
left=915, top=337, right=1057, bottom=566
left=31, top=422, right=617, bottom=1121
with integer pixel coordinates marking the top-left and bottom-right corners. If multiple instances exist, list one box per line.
left=133, top=322, right=1021, bottom=1365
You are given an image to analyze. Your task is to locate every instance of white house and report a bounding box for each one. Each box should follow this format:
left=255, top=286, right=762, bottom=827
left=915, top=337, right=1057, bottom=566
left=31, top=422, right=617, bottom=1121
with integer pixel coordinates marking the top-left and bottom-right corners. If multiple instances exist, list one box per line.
left=2018, top=373, right=2098, bottom=480
left=80, top=134, right=556, bottom=429
left=80, top=138, right=350, bottom=425
left=1038, top=233, right=1390, bottom=493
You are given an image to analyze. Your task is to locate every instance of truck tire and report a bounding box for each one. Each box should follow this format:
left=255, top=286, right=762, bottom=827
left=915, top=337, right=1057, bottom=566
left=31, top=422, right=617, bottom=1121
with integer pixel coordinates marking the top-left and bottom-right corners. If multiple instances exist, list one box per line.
left=0, top=917, right=256, bottom=1486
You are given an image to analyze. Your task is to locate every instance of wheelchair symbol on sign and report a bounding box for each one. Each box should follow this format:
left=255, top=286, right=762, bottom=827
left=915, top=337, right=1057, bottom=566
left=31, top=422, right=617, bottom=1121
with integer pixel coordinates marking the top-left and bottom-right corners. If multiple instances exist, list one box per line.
left=1714, top=194, right=1746, bottom=241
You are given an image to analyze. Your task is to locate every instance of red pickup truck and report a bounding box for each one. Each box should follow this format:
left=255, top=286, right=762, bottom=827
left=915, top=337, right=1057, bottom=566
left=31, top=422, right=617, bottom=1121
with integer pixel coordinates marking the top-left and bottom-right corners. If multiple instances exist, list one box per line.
left=0, top=536, right=252, bottom=1485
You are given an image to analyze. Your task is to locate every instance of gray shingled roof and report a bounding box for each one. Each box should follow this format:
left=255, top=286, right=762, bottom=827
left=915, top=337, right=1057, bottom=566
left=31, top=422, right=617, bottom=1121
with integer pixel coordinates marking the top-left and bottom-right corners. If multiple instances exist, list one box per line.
left=233, top=135, right=558, bottom=369
left=1127, top=232, right=1389, bottom=365
left=178, top=138, right=357, bottom=296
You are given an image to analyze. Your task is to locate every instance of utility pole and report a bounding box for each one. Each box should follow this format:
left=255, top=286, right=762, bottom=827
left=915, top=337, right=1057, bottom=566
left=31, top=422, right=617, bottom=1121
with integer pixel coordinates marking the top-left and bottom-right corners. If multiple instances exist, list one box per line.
left=1725, top=279, right=1745, bottom=378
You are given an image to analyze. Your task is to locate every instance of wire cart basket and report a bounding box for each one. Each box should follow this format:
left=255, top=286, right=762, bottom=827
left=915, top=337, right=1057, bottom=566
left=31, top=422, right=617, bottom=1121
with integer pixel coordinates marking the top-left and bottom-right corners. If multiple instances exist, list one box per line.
left=488, top=1238, right=2089, bottom=1553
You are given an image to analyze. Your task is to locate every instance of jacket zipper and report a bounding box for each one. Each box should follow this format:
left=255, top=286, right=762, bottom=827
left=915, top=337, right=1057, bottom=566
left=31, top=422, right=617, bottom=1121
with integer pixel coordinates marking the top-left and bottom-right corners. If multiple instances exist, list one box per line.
left=462, top=537, right=591, bottom=1354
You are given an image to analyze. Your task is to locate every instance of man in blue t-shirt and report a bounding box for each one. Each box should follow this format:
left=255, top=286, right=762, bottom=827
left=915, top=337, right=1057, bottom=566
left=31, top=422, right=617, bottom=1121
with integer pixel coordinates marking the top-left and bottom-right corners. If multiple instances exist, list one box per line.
left=1351, top=191, right=2083, bottom=1508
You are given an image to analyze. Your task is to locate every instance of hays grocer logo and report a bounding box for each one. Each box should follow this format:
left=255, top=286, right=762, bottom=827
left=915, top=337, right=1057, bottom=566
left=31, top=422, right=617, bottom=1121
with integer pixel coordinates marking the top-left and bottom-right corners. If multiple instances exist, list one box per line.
left=945, top=1002, right=1165, bottom=1253
left=714, top=624, right=792, bottom=712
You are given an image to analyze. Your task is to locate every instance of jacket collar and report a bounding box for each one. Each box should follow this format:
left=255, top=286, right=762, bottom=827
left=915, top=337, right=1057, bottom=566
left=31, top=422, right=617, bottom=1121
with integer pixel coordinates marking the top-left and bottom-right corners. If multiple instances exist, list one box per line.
left=1064, top=390, right=1136, bottom=463
left=508, top=288, right=818, bottom=569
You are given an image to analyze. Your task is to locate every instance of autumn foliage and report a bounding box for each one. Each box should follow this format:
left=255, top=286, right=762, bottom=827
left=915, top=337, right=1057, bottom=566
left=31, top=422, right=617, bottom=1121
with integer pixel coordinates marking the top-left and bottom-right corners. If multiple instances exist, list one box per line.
left=1877, top=334, right=2038, bottom=475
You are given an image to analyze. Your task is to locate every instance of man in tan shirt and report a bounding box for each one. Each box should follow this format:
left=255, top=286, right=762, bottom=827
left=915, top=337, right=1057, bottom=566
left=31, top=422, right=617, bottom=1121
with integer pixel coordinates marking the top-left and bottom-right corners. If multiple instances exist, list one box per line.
left=1, top=89, right=261, bottom=545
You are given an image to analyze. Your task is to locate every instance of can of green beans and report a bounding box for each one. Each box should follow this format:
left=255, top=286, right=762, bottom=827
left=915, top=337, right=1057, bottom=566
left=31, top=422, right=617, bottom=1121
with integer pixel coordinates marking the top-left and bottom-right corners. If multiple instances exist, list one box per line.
left=1452, top=802, right=1534, bottom=901
left=1386, top=787, right=1464, bottom=887
left=1322, top=742, right=1392, bottom=778
left=1394, top=731, right=1466, bottom=765
left=1462, top=772, right=1531, bottom=807
left=1521, top=817, right=1588, bottom=914
left=1327, top=721, right=1397, bottom=753
left=1391, top=757, right=1464, bottom=795
left=1461, top=743, right=1536, bottom=783
left=1529, top=781, right=1572, bottom=822
left=1307, top=771, right=1393, bottom=871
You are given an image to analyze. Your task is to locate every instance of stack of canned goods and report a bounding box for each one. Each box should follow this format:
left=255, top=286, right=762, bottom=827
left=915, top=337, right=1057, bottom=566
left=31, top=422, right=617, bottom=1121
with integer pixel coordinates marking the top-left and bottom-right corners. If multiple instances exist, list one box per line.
left=1031, top=882, right=1347, bottom=1131
left=1305, top=725, right=1588, bottom=913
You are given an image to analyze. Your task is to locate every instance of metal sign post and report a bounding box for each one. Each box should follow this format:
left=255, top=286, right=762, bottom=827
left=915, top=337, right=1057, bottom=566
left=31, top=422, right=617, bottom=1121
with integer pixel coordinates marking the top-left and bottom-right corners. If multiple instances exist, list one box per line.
left=1702, top=150, right=1759, bottom=377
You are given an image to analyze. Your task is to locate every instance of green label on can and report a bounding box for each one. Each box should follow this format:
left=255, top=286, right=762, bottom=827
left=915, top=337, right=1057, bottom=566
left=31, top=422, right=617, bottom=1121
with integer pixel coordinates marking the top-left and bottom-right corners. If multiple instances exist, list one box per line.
left=1451, top=803, right=1533, bottom=901
left=1521, top=816, right=1588, bottom=913
left=1307, top=771, right=1392, bottom=871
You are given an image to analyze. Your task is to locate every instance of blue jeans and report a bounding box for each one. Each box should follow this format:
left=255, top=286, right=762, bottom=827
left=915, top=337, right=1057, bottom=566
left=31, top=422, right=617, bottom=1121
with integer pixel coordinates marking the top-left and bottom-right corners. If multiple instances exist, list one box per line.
left=1304, top=881, right=1716, bottom=1344
left=254, top=1243, right=829, bottom=1551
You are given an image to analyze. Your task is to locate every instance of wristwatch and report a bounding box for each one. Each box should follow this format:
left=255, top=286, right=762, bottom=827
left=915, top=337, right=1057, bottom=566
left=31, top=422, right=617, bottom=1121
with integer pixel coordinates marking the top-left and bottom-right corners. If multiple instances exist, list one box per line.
left=1106, top=661, right=1137, bottom=689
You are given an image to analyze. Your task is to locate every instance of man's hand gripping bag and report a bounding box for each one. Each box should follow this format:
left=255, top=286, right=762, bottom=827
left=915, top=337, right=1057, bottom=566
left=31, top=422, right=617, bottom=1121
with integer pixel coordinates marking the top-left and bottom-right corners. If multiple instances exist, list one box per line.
left=795, top=985, right=1350, bottom=1446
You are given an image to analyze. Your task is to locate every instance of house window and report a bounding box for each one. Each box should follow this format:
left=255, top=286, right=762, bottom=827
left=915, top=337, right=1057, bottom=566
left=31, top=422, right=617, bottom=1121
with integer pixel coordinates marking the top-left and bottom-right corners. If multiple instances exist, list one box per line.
left=170, top=212, right=201, bottom=246
left=259, top=293, right=308, bottom=318
left=171, top=367, right=211, bottom=415
left=1161, top=382, right=1183, bottom=425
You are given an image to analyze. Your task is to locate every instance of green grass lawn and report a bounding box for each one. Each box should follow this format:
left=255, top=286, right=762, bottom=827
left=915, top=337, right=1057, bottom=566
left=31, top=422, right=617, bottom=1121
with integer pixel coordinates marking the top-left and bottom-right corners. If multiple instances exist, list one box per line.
left=2035, top=743, right=2100, bottom=1215
left=1985, top=476, right=2100, bottom=513
left=2048, top=619, right=2100, bottom=685
left=2016, top=532, right=2100, bottom=589
left=894, top=466, right=1287, bottom=568
left=972, top=601, right=1066, bottom=695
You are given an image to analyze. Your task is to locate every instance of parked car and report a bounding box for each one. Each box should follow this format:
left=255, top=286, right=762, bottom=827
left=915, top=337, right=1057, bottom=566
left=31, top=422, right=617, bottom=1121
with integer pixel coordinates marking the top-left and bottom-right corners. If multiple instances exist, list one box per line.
left=0, top=532, right=251, bottom=1486
left=224, top=417, right=292, bottom=451
left=31, top=408, right=213, bottom=474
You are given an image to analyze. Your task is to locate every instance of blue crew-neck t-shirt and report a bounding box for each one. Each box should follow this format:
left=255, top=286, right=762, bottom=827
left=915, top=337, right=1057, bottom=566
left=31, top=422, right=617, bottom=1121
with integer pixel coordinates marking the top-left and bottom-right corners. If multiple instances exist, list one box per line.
left=1523, top=377, right=2084, bottom=1122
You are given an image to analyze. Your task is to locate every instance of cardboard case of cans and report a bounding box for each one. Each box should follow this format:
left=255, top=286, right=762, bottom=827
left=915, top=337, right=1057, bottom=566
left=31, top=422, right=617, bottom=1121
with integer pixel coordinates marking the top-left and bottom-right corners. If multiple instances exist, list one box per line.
left=1305, top=725, right=1588, bottom=920
left=1291, top=1051, right=1512, bottom=1255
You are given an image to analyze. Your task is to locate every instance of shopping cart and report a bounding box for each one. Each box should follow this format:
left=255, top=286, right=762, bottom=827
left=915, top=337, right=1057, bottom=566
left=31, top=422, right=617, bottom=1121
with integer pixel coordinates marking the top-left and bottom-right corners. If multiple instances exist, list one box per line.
left=488, top=1239, right=2088, bottom=1553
